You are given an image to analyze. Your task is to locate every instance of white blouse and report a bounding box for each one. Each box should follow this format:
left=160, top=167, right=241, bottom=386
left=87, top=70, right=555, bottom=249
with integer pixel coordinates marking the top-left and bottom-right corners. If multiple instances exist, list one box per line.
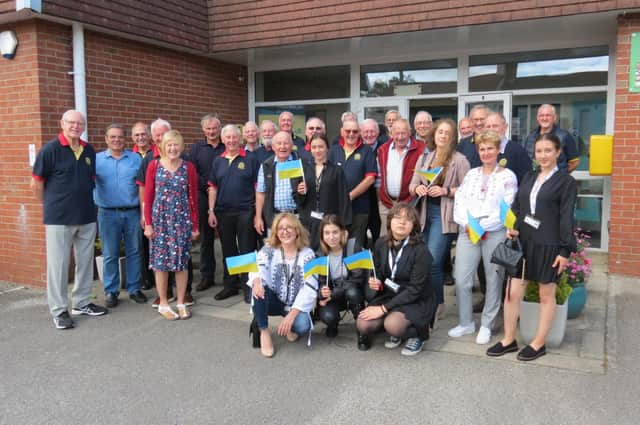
left=453, top=166, right=518, bottom=232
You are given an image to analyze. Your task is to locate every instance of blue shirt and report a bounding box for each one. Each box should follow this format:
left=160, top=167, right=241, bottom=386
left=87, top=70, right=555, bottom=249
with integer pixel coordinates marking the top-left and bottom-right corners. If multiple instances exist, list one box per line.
left=94, top=149, right=142, bottom=208
left=257, top=155, right=297, bottom=212
left=328, top=139, right=377, bottom=214
left=523, top=125, right=580, bottom=171
left=208, top=149, right=259, bottom=213
left=189, top=139, right=226, bottom=192
left=32, top=134, right=96, bottom=225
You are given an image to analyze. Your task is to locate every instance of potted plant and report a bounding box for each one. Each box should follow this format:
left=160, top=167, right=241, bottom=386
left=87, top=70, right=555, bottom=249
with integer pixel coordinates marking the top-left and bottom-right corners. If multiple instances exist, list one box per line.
left=562, top=228, right=593, bottom=319
left=94, top=237, right=127, bottom=289
left=519, top=279, right=572, bottom=347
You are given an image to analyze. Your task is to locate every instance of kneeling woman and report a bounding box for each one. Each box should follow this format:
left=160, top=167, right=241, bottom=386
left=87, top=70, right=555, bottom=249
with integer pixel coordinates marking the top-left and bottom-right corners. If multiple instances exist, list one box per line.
left=316, top=215, right=366, bottom=340
left=248, top=213, right=318, bottom=357
left=356, top=203, right=434, bottom=356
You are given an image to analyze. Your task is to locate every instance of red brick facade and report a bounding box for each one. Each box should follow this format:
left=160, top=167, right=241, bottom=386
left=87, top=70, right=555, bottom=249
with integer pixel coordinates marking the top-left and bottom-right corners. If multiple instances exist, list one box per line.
left=608, top=13, right=640, bottom=275
left=208, top=0, right=637, bottom=52
left=0, top=20, right=247, bottom=287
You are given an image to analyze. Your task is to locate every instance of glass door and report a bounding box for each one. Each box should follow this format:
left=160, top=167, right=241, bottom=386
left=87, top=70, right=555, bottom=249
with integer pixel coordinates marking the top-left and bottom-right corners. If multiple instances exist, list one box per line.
left=458, top=92, right=512, bottom=129
left=357, top=98, right=409, bottom=127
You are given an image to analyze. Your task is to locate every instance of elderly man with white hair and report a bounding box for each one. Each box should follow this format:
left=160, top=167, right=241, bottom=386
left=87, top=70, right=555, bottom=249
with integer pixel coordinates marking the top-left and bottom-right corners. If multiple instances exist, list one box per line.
left=208, top=124, right=260, bottom=302
left=255, top=119, right=278, bottom=164
left=32, top=109, right=109, bottom=329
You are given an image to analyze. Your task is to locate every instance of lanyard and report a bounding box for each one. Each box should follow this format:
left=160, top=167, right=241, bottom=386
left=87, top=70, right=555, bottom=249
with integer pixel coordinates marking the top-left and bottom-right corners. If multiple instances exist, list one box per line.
left=315, top=165, right=324, bottom=211
left=530, top=166, right=558, bottom=215
left=388, top=238, right=409, bottom=280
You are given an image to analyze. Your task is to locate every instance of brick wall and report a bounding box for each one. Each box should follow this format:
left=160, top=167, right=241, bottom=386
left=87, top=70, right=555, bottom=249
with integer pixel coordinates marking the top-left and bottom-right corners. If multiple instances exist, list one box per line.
left=0, top=20, right=247, bottom=288
left=0, top=20, right=47, bottom=286
left=209, top=0, right=636, bottom=52
left=609, top=13, right=640, bottom=276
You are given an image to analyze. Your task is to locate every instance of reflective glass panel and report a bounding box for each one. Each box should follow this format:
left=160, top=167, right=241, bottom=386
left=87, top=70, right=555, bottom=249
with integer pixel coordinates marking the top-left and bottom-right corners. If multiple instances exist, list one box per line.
left=361, top=59, right=457, bottom=97
left=255, top=66, right=350, bottom=101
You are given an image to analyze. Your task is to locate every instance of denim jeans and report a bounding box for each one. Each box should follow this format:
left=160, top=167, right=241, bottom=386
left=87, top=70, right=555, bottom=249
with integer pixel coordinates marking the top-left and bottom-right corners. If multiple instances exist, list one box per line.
left=98, top=208, right=142, bottom=295
left=252, top=286, right=312, bottom=334
left=423, top=202, right=455, bottom=305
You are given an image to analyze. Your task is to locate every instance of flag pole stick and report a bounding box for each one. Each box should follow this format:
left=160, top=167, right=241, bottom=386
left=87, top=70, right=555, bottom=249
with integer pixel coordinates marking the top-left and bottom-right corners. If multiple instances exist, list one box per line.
left=369, top=250, right=377, bottom=281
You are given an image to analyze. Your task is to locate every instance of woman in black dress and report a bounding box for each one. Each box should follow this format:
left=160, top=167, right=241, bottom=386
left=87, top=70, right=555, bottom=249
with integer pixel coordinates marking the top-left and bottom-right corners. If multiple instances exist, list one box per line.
left=487, top=133, right=577, bottom=361
left=294, top=134, right=351, bottom=250
left=356, top=203, right=434, bottom=356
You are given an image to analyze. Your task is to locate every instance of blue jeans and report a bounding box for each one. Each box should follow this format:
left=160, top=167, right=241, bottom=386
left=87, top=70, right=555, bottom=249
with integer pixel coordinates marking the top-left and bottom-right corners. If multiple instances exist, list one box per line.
left=252, top=286, right=312, bottom=334
left=98, top=208, right=142, bottom=295
left=423, top=202, right=455, bottom=305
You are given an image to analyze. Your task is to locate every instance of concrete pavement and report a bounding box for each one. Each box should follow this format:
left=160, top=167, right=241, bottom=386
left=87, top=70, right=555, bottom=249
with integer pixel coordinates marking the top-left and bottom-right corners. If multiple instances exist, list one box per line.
left=1, top=252, right=639, bottom=425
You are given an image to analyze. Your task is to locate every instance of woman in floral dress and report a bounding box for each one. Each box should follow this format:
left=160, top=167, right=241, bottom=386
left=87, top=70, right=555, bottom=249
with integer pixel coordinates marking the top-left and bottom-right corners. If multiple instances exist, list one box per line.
left=144, top=130, right=199, bottom=320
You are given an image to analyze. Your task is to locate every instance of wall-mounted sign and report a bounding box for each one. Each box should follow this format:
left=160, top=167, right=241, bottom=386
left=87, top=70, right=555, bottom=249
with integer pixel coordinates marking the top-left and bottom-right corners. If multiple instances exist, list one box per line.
left=630, top=33, right=640, bottom=93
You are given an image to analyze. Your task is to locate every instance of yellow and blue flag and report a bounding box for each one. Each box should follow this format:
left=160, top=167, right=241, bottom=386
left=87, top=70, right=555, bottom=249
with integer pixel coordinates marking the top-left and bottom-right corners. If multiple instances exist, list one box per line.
left=499, top=199, right=517, bottom=230
left=225, top=252, right=258, bottom=275
left=277, top=159, right=304, bottom=179
left=343, top=250, right=375, bottom=271
left=304, top=256, right=328, bottom=279
left=416, top=166, right=443, bottom=183
left=467, top=212, right=485, bottom=245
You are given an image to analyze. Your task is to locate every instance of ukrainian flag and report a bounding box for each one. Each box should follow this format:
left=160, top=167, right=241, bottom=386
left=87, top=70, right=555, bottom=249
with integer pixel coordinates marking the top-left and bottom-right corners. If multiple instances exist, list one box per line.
left=467, top=212, right=485, bottom=245
left=499, top=199, right=517, bottom=230
left=225, top=252, right=259, bottom=275
left=277, top=159, right=304, bottom=179
left=304, top=256, right=328, bottom=279
left=343, top=250, right=375, bottom=271
left=416, top=166, right=443, bottom=183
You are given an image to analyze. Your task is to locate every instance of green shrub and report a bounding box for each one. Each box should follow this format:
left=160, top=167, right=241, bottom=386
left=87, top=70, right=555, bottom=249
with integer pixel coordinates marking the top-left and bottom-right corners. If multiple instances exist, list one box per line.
left=523, top=280, right=572, bottom=305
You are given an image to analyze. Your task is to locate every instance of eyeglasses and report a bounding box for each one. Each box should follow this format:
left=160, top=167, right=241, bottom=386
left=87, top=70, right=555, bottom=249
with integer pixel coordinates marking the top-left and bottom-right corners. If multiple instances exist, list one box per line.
left=308, top=126, right=323, bottom=131
left=344, top=129, right=359, bottom=134
left=277, top=225, right=295, bottom=233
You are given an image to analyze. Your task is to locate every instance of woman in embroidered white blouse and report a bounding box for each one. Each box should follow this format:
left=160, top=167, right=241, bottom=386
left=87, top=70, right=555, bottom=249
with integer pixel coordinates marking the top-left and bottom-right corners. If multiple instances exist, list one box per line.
left=448, top=130, right=518, bottom=345
left=248, top=213, right=317, bottom=358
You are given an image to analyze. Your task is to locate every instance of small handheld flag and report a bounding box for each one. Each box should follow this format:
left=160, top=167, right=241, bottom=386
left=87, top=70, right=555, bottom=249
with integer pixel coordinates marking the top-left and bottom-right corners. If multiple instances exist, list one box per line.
left=343, top=250, right=375, bottom=271
left=225, top=252, right=258, bottom=275
left=416, top=166, right=443, bottom=185
left=277, top=159, right=304, bottom=179
left=303, top=256, right=328, bottom=279
left=499, top=199, right=517, bottom=230
left=467, top=212, right=485, bottom=245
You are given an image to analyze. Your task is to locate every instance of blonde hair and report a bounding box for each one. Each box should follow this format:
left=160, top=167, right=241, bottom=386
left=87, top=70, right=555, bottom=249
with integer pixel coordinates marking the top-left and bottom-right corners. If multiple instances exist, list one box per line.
left=158, top=130, right=184, bottom=157
left=475, top=130, right=501, bottom=150
left=266, top=213, right=310, bottom=250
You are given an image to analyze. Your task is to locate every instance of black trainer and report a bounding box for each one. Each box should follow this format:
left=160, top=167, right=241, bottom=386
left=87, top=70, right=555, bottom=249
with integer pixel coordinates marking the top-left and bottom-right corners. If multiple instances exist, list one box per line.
left=53, top=311, right=74, bottom=329
left=71, top=303, right=108, bottom=316
left=129, top=291, right=148, bottom=304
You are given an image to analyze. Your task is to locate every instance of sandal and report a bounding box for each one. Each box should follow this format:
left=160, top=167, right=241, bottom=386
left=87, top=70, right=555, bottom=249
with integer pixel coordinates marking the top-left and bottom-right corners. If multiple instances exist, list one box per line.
left=158, top=305, right=178, bottom=320
left=176, top=304, right=191, bottom=320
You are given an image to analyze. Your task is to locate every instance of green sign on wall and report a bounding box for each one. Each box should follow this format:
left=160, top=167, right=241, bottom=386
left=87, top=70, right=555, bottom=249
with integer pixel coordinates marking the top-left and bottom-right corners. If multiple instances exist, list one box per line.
left=630, top=33, right=640, bottom=92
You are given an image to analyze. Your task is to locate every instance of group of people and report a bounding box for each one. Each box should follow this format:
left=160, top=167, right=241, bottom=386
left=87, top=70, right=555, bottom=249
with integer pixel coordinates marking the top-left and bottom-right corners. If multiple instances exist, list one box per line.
left=32, top=104, right=580, bottom=362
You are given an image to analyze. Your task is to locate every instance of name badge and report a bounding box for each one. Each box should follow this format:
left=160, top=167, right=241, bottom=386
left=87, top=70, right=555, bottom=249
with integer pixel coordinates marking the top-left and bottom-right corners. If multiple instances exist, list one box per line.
left=310, top=211, right=324, bottom=220
left=524, top=214, right=541, bottom=230
left=384, top=278, right=400, bottom=293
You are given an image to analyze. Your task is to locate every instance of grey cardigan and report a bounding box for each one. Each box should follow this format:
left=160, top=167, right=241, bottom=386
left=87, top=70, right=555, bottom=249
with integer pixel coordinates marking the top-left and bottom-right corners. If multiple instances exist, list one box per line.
left=410, top=151, right=470, bottom=234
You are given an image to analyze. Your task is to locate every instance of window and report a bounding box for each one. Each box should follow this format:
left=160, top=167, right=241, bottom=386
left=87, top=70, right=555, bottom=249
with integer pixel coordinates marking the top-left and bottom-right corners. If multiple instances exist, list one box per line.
left=470, top=47, right=608, bottom=91
left=255, top=66, right=350, bottom=101
left=361, top=59, right=457, bottom=97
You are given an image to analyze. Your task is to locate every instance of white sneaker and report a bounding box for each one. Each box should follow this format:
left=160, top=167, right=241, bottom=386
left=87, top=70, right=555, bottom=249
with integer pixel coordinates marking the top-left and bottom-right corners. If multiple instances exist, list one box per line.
left=475, top=326, right=492, bottom=345
left=448, top=322, right=475, bottom=338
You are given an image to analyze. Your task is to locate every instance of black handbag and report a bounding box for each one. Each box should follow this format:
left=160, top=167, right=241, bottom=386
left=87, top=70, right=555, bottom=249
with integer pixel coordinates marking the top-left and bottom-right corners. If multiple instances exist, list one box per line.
left=490, top=237, right=523, bottom=277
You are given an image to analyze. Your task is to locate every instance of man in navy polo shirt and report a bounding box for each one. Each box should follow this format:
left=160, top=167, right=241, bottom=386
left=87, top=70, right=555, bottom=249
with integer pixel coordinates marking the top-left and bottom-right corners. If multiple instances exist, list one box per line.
left=279, top=111, right=305, bottom=152
left=94, top=124, right=147, bottom=308
left=31, top=110, right=108, bottom=329
left=189, top=113, right=224, bottom=292
left=208, top=125, right=259, bottom=302
left=328, top=118, right=377, bottom=247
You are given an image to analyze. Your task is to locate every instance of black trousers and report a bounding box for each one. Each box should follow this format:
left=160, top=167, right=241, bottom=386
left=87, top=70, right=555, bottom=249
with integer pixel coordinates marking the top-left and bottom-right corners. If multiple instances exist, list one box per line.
left=198, top=192, right=216, bottom=280
left=141, top=231, right=155, bottom=286
left=217, top=210, right=256, bottom=289
left=317, top=281, right=365, bottom=328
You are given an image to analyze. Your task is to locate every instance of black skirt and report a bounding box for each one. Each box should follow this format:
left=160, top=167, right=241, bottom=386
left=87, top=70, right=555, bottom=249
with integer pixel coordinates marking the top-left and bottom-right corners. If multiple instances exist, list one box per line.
left=370, top=295, right=436, bottom=340
left=518, top=240, right=561, bottom=284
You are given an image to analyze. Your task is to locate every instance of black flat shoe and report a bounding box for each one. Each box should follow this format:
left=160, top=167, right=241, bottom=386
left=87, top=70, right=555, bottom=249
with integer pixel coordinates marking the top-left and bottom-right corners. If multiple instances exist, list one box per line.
left=357, top=333, right=370, bottom=351
left=250, top=318, right=260, bottom=348
left=105, top=293, right=118, bottom=308
left=214, top=288, right=239, bottom=301
left=325, top=325, right=338, bottom=338
left=129, top=291, right=148, bottom=304
left=486, top=340, right=518, bottom=357
left=517, top=344, right=546, bottom=361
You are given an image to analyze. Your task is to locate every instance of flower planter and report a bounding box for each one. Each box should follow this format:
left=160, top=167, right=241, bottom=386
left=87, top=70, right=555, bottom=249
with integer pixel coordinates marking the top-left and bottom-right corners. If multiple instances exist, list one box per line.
left=567, top=283, right=587, bottom=319
left=95, top=255, right=127, bottom=289
left=519, top=299, right=568, bottom=348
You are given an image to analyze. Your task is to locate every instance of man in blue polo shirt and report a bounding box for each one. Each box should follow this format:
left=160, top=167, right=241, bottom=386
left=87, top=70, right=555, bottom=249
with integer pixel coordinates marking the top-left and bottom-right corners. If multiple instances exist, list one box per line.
left=208, top=125, right=259, bottom=302
left=31, top=110, right=108, bottom=329
left=328, top=118, right=377, bottom=247
left=94, top=124, right=147, bottom=308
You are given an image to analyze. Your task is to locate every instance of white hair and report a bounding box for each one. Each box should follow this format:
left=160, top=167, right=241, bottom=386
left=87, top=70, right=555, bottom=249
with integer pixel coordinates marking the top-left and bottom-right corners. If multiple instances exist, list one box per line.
left=221, top=124, right=241, bottom=138
left=150, top=118, right=171, bottom=134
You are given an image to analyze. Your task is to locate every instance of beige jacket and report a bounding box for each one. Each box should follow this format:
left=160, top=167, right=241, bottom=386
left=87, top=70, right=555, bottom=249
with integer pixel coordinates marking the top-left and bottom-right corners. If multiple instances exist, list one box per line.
left=410, top=151, right=470, bottom=233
